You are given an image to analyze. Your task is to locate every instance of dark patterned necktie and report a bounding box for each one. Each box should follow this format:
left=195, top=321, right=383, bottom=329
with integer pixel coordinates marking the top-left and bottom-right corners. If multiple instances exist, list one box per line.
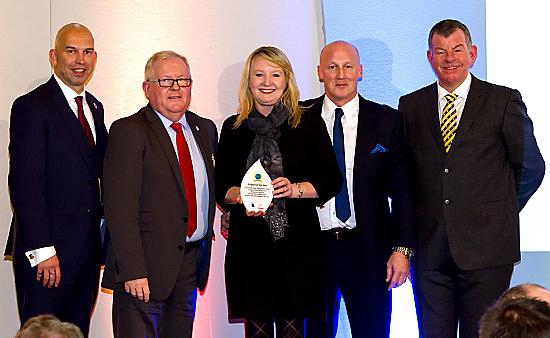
left=441, top=93, right=458, bottom=153
left=75, top=96, right=95, bottom=146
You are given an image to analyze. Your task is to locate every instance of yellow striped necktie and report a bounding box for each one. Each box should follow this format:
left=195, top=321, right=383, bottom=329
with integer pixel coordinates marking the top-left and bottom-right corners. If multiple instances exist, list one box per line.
left=441, top=93, right=458, bottom=153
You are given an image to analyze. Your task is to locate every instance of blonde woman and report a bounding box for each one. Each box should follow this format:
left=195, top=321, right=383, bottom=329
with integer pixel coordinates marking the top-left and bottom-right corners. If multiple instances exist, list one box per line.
left=215, top=46, right=341, bottom=338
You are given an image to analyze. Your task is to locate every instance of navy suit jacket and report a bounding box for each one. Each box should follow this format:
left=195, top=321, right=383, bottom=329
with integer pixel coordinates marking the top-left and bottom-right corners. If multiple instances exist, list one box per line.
left=399, top=76, right=545, bottom=270
left=6, top=75, right=108, bottom=266
left=303, top=95, right=416, bottom=279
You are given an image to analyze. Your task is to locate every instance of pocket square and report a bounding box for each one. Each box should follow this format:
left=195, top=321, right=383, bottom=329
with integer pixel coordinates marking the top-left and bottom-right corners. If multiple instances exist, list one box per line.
left=370, top=143, right=388, bottom=154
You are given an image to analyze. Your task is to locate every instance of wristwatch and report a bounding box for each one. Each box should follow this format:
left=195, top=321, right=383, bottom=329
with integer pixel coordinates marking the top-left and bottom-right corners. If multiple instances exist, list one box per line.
left=392, top=246, right=414, bottom=261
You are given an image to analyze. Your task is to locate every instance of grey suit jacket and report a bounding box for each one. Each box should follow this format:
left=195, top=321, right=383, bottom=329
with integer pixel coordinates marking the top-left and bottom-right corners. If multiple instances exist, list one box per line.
left=101, top=104, right=217, bottom=300
left=399, top=75, right=544, bottom=270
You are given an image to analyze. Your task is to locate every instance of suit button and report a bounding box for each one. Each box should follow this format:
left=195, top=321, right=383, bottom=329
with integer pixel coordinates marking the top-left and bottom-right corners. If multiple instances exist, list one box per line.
left=84, top=208, right=92, bottom=214
left=182, top=217, right=188, bottom=222
left=178, top=245, right=184, bottom=251
left=444, top=199, right=450, bottom=205
left=444, top=168, right=450, bottom=174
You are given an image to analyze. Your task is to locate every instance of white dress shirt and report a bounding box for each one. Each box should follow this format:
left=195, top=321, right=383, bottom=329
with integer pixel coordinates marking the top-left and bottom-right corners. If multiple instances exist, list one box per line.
left=437, top=72, right=472, bottom=127
left=155, top=110, right=209, bottom=242
left=25, top=75, right=98, bottom=267
left=317, top=95, right=359, bottom=230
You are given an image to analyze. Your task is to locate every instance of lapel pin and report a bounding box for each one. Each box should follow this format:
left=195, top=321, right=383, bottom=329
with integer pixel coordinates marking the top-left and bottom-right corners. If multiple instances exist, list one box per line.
left=195, top=125, right=200, bottom=131
left=93, top=102, right=97, bottom=109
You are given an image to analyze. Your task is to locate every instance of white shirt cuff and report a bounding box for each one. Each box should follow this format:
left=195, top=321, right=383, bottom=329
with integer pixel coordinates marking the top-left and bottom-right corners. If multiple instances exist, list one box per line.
left=25, top=246, right=56, bottom=267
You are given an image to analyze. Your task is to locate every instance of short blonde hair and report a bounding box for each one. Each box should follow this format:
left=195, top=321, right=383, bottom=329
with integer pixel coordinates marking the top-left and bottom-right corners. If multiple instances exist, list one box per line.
left=234, top=46, right=302, bottom=128
left=144, top=51, right=190, bottom=80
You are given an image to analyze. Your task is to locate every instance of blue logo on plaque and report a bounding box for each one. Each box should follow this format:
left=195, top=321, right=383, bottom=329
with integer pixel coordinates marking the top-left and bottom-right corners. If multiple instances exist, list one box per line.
left=255, top=173, right=261, bottom=179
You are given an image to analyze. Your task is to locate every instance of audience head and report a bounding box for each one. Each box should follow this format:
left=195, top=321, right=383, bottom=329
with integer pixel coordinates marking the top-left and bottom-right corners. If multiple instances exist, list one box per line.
left=236, top=46, right=301, bottom=128
left=15, top=314, right=84, bottom=338
left=49, top=23, right=97, bottom=94
left=427, top=19, right=477, bottom=93
left=318, top=40, right=362, bottom=107
left=479, top=297, right=550, bottom=338
left=143, top=51, right=192, bottom=122
left=499, top=283, right=550, bottom=304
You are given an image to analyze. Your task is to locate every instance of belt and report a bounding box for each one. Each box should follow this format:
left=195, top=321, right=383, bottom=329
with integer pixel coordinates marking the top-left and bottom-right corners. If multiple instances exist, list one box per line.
left=322, top=228, right=356, bottom=240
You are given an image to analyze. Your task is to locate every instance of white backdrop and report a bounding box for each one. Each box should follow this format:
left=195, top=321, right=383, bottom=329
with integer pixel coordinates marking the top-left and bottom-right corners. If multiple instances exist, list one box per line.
left=486, top=0, right=550, bottom=252
left=0, top=1, right=324, bottom=337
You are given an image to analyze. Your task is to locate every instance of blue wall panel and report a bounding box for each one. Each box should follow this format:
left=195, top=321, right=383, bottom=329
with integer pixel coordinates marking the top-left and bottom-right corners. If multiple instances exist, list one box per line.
left=322, top=0, right=486, bottom=108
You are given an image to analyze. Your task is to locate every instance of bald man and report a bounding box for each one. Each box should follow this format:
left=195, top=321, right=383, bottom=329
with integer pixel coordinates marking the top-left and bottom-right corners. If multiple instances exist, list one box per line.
left=305, top=41, right=415, bottom=338
left=6, top=23, right=107, bottom=336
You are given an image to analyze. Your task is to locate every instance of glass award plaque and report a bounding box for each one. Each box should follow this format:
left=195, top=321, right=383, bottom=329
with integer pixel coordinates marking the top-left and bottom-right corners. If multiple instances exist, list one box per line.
left=240, top=159, right=273, bottom=212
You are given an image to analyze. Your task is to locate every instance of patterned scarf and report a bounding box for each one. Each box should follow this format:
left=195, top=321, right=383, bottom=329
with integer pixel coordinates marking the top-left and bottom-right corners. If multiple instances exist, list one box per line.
left=244, top=103, right=289, bottom=241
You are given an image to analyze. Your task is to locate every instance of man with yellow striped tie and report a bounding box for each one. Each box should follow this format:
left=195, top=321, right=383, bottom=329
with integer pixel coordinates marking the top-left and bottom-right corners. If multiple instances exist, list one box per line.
left=399, top=19, right=545, bottom=338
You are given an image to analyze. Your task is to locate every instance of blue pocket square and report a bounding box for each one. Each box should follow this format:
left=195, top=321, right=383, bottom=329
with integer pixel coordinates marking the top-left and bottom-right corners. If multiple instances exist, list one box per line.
left=370, top=143, right=388, bottom=154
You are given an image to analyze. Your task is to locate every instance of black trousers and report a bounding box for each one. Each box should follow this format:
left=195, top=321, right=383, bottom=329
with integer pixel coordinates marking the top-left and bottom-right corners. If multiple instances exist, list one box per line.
left=13, top=253, right=100, bottom=338
left=307, top=234, right=392, bottom=338
left=412, top=256, right=513, bottom=338
left=112, top=245, right=198, bottom=338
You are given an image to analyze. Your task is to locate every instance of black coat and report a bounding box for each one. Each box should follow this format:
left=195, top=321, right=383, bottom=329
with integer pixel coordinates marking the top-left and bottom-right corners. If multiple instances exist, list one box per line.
left=215, top=108, right=342, bottom=319
left=399, top=76, right=545, bottom=270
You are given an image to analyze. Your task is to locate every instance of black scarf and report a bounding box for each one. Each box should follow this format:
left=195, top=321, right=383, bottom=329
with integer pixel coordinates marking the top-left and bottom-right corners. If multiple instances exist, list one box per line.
left=244, top=103, right=289, bottom=241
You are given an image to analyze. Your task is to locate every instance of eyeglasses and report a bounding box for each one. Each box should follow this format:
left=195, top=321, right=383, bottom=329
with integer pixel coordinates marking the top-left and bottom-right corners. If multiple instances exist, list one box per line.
left=147, top=78, right=192, bottom=88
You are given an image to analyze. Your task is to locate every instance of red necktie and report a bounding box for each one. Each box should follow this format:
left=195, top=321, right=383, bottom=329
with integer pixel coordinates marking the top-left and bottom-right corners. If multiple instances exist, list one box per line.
left=170, top=122, right=197, bottom=237
left=75, top=96, right=95, bottom=146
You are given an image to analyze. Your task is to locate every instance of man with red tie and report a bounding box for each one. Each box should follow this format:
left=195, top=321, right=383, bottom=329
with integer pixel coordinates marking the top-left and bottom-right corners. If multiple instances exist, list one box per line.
left=101, top=51, right=217, bottom=338
left=6, top=23, right=108, bottom=337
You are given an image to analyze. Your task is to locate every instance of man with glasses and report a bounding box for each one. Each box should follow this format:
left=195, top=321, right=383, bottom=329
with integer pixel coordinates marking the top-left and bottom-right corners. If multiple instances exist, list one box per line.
left=6, top=23, right=107, bottom=337
left=101, top=51, right=217, bottom=338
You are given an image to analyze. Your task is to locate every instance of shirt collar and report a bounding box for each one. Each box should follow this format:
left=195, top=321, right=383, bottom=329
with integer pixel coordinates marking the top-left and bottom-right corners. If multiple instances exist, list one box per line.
left=322, top=94, right=360, bottom=120
left=154, top=109, right=190, bottom=131
left=437, top=72, right=472, bottom=101
left=53, top=74, right=87, bottom=103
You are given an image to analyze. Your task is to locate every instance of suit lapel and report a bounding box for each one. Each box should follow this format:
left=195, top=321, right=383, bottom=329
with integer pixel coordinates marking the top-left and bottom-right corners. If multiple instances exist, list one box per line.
left=85, top=94, right=104, bottom=149
left=46, top=76, right=95, bottom=173
left=186, top=112, right=214, bottom=181
left=144, top=106, right=186, bottom=197
left=423, top=83, right=447, bottom=154
left=353, top=96, right=377, bottom=178
left=448, top=76, right=486, bottom=152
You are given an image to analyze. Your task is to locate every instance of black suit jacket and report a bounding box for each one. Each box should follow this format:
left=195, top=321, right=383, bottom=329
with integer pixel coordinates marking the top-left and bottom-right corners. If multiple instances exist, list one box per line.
left=7, top=75, right=108, bottom=265
left=101, top=105, right=217, bottom=300
left=303, top=95, right=416, bottom=278
left=398, top=76, right=545, bottom=270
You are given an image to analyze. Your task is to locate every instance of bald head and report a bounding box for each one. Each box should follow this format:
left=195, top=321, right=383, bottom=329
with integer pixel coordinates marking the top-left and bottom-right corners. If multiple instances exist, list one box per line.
left=54, top=23, right=94, bottom=50
left=49, top=23, right=97, bottom=94
left=317, top=40, right=362, bottom=107
left=320, top=41, right=360, bottom=65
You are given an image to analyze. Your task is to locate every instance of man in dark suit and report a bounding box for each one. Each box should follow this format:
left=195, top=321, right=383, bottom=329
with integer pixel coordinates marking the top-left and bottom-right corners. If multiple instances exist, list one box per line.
left=6, top=23, right=108, bottom=337
left=398, top=19, right=545, bottom=338
left=101, top=51, right=217, bottom=338
left=306, top=40, right=416, bottom=338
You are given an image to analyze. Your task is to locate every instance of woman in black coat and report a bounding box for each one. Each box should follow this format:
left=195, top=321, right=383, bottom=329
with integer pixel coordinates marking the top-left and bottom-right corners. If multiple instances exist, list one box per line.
left=215, top=46, right=342, bottom=338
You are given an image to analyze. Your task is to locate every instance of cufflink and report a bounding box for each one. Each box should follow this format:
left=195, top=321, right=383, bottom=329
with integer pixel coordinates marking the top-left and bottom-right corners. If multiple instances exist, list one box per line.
left=29, top=254, right=35, bottom=260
